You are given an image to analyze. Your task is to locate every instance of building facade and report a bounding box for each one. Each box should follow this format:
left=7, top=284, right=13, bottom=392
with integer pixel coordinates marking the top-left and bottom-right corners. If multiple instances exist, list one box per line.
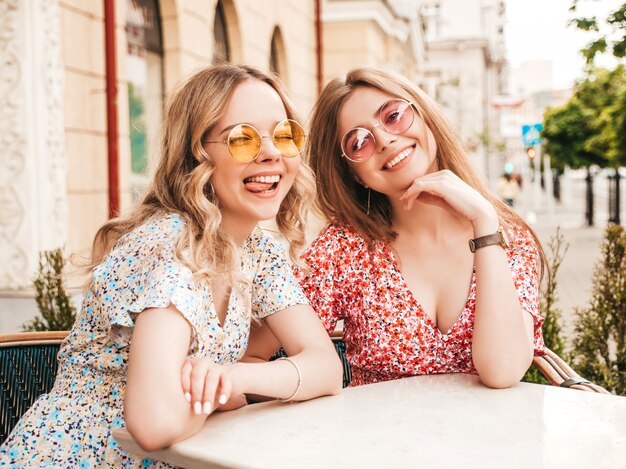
left=0, top=0, right=320, bottom=331
left=420, top=0, right=507, bottom=184
left=1, top=0, right=509, bottom=332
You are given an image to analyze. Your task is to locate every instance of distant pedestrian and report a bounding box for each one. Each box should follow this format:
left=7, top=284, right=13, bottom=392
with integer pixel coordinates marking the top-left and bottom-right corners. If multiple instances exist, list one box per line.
left=498, top=172, right=521, bottom=207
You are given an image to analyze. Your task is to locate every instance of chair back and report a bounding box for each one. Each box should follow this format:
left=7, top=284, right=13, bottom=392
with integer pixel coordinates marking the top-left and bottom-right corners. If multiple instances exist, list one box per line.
left=0, top=331, right=69, bottom=445
left=532, top=347, right=610, bottom=394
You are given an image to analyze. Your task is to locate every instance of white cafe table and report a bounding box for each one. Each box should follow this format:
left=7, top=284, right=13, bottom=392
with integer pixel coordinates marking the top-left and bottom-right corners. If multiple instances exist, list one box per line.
left=113, top=374, right=626, bottom=469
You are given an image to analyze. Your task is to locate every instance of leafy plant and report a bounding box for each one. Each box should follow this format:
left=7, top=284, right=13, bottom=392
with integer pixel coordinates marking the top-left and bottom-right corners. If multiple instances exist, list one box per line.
left=569, top=1, right=626, bottom=63
left=23, top=249, right=77, bottom=332
left=524, top=228, right=569, bottom=384
left=570, top=224, right=626, bottom=395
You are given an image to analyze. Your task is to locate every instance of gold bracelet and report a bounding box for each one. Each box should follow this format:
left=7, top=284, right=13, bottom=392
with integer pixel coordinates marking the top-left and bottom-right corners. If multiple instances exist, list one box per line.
left=277, top=357, right=302, bottom=402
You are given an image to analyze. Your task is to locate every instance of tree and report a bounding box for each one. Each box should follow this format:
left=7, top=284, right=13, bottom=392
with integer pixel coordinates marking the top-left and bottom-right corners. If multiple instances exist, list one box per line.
left=543, top=65, right=626, bottom=170
left=542, top=66, right=626, bottom=224
left=542, top=99, right=604, bottom=171
left=569, top=1, right=626, bottom=63
left=23, top=249, right=77, bottom=332
left=571, top=224, right=626, bottom=395
left=574, top=65, right=626, bottom=168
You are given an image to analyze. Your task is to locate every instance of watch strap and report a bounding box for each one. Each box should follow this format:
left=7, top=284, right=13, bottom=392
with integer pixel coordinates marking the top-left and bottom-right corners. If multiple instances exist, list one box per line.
left=468, top=226, right=506, bottom=253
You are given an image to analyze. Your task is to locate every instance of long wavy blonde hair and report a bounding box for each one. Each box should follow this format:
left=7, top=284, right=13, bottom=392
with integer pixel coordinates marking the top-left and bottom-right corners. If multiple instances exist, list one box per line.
left=85, top=64, right=315, bottom=290
left=307, top=67, right=546, bottom=278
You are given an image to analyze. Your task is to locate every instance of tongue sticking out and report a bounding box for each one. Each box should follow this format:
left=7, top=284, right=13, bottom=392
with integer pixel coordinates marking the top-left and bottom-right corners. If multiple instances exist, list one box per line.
left=244, top=180, right=276, bottom=193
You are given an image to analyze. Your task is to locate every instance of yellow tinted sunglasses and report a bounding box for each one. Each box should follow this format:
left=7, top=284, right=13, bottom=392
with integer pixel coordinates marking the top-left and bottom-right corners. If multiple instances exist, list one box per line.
left=204, top=119, right=305, bottom=163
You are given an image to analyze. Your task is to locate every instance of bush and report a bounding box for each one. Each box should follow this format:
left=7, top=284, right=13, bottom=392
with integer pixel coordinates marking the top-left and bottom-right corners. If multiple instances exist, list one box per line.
left=570, top=224, right=626, bottom=395
left=523, top=228, right=569, bottom=384
left=23, top=248, right=77, bottom=332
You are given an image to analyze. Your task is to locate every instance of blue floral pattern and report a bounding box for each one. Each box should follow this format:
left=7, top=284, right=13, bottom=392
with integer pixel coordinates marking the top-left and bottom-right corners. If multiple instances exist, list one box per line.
left=0, top=212, right=307, bottom=467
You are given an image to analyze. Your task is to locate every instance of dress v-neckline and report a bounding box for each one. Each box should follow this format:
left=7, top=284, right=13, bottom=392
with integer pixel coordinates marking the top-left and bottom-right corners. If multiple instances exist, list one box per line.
left=384, top=240, right=476, bottom=336
left=208, top=286, right=233, bottom=330
left=209, top=227, right=259, bottom=330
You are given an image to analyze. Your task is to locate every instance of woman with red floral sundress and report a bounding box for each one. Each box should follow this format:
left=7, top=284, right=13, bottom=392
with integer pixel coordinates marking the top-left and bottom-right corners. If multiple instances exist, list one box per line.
left=297, top=68, right=547, bottom=388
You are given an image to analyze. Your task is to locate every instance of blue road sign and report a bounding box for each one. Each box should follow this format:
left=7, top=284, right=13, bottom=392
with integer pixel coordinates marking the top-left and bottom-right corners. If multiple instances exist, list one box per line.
left=521, top=123, right=543, bottom=147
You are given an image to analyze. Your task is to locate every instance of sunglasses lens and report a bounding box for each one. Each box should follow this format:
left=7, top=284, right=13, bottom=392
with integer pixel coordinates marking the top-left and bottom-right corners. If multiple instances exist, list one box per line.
left=274, top=120, right=305, bottom=158
left=342, top=128, right=375, bottom=162
left=227, top=124, right=261, bottom=162
left=380, top=100, right=414, bottom=134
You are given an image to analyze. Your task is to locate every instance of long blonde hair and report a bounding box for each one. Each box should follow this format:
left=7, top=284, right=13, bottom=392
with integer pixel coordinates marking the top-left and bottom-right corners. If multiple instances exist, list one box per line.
left=86, top=64, right=315, bottom=289
left=307, top=67, right=546, bottom=278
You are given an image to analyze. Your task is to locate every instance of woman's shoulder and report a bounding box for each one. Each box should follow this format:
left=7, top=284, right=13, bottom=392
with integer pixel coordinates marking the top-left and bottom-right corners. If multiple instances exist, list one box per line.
left=504, top=222, right=539, bottom=254
left=126, top=211, right=186, bottom=244
left=303, top=222, right=370, bottom=265
left=314, top=221, right=367, bottom=247
left=110, top=211, right=187, bottom=262
left=244, top=226, right=287, bottom=257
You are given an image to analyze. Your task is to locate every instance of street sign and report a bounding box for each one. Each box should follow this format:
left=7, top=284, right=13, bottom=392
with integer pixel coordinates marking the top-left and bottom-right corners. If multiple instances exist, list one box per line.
left=521, top=123, right=543, bottom=147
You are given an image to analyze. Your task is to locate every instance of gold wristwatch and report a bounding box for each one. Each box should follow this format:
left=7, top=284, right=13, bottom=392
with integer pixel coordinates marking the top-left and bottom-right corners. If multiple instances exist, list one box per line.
left=468, top=226, right=509, bottom=253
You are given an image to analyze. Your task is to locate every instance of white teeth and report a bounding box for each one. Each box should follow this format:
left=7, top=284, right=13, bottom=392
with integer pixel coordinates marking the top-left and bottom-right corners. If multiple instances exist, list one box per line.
left=246, top=175, right=281, bottom=183
left=385, top=147, right=413, bottom=169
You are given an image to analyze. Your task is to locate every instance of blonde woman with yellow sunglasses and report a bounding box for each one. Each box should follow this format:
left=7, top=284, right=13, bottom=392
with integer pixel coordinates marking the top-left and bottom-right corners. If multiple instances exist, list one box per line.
left=0, top=64, right=342, bottom=467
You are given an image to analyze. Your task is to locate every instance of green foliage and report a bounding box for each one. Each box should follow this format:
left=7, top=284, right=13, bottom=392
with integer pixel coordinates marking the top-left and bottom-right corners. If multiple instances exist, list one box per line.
left=542, top=100, right=600, bottom=170
left=542, top=65, right=626, bottom=169
left=571, top=224, right=626, bottom=395
left=23, top=249, right=77, bottom=332
left=575, top=66, right=626, bottom=166
left=570, top=1, right=626, bottom=62
left=523, top=229, right=569, bottom=384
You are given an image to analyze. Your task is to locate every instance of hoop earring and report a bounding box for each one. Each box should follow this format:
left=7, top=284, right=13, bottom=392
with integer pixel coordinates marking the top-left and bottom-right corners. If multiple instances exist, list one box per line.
left=367, top=188, right=371, bottom=215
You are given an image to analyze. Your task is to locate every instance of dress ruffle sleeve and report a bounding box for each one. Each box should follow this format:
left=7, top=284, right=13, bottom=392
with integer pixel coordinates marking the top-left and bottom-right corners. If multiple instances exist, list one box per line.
left=93, top=229, right=210, bottom=354
left=506, top=225, right=546, bottom=355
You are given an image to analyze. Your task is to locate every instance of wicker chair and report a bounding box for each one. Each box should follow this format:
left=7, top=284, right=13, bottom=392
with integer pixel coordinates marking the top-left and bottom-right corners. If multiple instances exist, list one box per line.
left=532, top=347, right=610, bottom=394
left=0, top=331, right=69, bottom=445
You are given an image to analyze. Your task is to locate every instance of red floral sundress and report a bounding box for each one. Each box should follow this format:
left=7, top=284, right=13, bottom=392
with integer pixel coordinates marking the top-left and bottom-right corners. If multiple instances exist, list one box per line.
left=297, top=223, right=545, bottom=386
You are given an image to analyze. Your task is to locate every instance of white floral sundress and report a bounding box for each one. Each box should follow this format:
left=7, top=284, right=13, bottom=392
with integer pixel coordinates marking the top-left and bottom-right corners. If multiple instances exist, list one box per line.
left=0, top=212, right=308, bottom=467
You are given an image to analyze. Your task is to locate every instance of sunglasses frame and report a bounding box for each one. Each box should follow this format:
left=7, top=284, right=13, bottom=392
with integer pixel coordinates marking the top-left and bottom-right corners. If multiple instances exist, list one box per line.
left=204, top=119, right=305, bottom=163
left=340, top=99, right=416, bottom=163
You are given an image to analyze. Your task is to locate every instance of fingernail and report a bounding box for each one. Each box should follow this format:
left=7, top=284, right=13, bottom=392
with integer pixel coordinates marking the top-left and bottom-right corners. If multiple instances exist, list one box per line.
left=203, top=402, right=212, bottom=414
left=193, top=402, right=202, bottom=415
left=219, top=394, right=227, bottom=405
left=184, top=392, right=191, bottom=403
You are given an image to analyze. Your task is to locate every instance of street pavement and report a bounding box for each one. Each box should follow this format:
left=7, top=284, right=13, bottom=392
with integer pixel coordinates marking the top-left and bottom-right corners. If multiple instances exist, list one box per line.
left=513, top=171, right=616, bottom=343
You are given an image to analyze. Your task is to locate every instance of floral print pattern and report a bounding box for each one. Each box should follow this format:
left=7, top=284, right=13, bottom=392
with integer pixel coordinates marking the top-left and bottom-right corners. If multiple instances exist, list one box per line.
left=297, top=222, right=545, bottom=387
left=0, top=212, right=307, bottom=467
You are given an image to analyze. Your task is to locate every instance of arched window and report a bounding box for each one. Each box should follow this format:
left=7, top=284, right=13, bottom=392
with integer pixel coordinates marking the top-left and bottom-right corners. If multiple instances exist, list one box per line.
left=213, top=0, right=230, bottom=63
left=126, top=0, right=164, bottom=200
left=269, top=27, right=287, bottom=84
